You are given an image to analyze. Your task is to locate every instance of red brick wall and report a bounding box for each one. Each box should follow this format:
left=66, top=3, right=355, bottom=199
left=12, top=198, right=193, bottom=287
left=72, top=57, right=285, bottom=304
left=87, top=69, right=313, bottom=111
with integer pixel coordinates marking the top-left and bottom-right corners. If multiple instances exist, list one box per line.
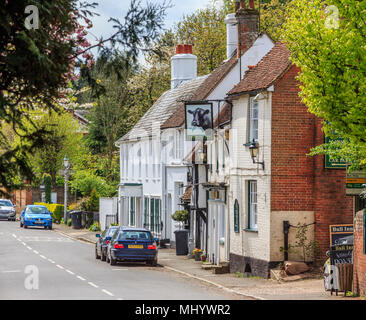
left=271, top=65, right=354, bottom=259
left=353, top=210, right=366, bottom=296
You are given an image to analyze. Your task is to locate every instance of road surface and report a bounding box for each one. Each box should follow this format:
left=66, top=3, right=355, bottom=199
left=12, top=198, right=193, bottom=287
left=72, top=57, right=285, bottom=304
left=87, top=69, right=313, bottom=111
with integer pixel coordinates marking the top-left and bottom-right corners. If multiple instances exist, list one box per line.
left=0, top=220, right=241, bottom=300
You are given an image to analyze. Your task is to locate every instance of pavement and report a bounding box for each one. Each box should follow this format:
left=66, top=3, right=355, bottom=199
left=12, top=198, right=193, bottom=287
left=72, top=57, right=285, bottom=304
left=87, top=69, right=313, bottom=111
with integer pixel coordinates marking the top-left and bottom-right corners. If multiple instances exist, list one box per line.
left=51, top=223, right=358, bottom=300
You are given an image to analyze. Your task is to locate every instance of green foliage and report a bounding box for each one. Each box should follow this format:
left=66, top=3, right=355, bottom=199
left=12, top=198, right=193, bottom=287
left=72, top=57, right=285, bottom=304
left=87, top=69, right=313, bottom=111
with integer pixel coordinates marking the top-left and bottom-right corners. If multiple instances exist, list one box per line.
left=69, top=170, right=116, bottom=198
left=175, top=3, right=227, bottom=75
left=89, top=189, right=100, bottom=212
left=67, top=218, right=72, bottom=227
left=43, top=173, right=52, bottom=204
left=284, top=0, right=366, bottom=166
left=13, top=108, right=87, bottom=187
left=89, top=221, right=101, bottom=232
left=172, top=210, right=189, bottom=222
left=0, top=0, right=170, bottom=194
left=53, top=205, right=64, bottom=223
left=280, top=223, right=320, bottom=262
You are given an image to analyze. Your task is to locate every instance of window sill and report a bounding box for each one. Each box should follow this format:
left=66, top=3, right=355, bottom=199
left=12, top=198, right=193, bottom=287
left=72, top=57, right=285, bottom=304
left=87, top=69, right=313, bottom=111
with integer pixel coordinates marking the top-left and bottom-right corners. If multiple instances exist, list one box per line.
left=244, top=228, right=258, bottom=233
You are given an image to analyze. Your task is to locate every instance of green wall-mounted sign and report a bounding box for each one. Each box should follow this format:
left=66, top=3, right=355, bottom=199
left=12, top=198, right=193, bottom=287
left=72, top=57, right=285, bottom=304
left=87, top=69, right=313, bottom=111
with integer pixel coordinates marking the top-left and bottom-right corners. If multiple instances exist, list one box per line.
left=324, top=136, right=347, bottom=169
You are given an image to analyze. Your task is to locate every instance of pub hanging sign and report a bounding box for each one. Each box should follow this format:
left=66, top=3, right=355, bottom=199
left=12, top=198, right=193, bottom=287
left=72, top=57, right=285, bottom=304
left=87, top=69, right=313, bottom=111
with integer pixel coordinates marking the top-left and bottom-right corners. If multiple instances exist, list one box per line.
left=185, top=102, right=213, bottom=141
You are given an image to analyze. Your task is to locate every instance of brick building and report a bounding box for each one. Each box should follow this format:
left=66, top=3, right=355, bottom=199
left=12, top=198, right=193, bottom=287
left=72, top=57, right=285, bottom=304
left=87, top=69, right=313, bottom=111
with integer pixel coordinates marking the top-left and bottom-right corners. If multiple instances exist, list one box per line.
left=226, top=41, right=354, bottom=277
left=353, top=210, right=366, bottom=296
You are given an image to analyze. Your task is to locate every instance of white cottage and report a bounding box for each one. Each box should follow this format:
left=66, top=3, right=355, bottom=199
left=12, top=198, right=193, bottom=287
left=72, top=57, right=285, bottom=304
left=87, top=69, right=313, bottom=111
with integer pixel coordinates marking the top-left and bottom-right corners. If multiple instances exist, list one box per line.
left=115, top=45, right=208, bottom=244
left=161, top=5, right=274, bottom=263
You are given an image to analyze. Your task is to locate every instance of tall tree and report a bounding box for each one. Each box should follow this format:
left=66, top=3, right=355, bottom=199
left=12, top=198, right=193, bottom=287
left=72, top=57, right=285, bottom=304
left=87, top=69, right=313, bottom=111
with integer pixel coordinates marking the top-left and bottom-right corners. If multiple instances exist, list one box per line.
left=0, top=0, right=169, bottom=194
left=284, top=0, right=366, bottom=167
left=175, top=2, right=227, bottom=75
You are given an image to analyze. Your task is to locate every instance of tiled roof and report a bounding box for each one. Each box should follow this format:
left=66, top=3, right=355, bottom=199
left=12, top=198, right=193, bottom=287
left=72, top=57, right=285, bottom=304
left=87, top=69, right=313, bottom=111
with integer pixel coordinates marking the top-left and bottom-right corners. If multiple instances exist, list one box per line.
left=227, top=42, right=291, bottom=96
left=180, top=186, right=192, bottom=203
left=213, top=102, right=231, bottom=127
left=161, top=54, right=238, bottom=130
left=115, top=75, right=209, bottom=143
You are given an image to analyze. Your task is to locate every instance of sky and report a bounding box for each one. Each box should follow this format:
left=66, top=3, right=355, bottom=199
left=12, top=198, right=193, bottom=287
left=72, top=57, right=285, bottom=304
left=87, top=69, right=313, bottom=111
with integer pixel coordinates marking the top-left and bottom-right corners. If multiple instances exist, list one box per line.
left=86, top=0, right=224, bottom=48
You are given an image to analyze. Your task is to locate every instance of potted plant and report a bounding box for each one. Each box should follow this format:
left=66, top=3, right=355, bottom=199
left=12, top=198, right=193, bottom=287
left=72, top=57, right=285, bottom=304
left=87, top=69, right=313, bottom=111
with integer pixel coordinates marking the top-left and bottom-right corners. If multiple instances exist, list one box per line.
left=172, top=210, right=189, bottom=256
left=200, top=252, right=206, bottom=262
left=192, top=248, right=203, bottom=261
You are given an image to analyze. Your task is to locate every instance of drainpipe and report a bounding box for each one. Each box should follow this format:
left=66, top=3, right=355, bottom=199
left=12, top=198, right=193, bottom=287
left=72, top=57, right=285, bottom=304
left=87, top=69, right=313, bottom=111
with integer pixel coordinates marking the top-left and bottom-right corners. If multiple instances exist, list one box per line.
left=283, top=220, right=290, bottom=261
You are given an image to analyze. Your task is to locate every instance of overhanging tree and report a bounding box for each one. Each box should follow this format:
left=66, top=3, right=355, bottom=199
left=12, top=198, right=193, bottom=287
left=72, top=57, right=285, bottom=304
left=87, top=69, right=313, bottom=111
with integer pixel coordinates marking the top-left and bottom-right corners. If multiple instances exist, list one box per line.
left=0, top=0, right=170, bottom=194
left=283, top=0, right=366, bottom=167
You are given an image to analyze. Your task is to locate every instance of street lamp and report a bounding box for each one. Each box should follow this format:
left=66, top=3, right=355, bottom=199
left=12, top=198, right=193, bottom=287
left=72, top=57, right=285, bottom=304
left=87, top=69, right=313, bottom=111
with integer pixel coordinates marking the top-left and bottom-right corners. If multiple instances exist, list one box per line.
left=63, top=155, right=70, bottom=223
left=249, top=139, right=265, bottom=170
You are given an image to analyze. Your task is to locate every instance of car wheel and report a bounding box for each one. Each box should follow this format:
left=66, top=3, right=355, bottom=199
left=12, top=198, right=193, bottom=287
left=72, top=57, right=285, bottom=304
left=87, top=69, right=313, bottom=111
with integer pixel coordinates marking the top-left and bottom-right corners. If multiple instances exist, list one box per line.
left=95, top=246, right=101, bottom=259
left=24, top=225, right=27, bottom=229
left=20, top=221, right=23, bottom=228
left=48, top=225, right=52, bottom=230
left=110, top=255, right=117, bottom=266
left=106, top=250, right=110, bottom=263
left=147, top=259, right=158, bottom=267
left=101, top=249, right=106, bottom=262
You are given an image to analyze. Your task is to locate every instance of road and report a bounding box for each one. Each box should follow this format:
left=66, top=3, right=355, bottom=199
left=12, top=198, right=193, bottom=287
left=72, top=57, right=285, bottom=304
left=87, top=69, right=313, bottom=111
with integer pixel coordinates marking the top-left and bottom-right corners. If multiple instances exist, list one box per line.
left=0, top=220, right=240, bottom=300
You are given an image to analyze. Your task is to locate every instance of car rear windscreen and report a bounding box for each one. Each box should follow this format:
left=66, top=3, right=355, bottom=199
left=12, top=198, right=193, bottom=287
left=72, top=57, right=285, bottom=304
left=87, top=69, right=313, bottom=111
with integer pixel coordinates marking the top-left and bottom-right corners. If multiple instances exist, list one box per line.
left=118, top=231, right=152, bottom=241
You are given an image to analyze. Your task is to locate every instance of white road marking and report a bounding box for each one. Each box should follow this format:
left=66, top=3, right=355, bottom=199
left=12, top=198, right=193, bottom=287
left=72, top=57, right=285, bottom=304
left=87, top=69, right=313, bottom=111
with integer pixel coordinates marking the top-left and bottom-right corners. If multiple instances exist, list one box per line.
left=2, top=270, right=21, bottom=273
left=33, top=250, right=39, bottom=254
left=116, top=298, right=124, bottom=300
left=12, top=234, right=17, bottom=238
left=77, top=276, right=86, bottom=281
left=88, top=282, right=99, bottom=288
left=48, top=259, right=55, bottom=264
left=26, top=246, right=32, bottom=250
left=21, top=242, right=26, bottom=245
left=17, top=236, right=73, bottom=243
left=112, top=268, right=128, bottom=271
left=66, top=269, right=75, bottom=275
left=102, top=289, right=114, bottom=297
left=56, top=265, right=64, bottom=270
left=40, top=255, right=47, bottom=260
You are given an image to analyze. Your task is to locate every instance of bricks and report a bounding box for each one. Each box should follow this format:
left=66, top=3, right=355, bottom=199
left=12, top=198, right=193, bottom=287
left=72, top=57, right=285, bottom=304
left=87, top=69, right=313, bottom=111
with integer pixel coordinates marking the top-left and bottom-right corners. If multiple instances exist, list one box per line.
left=271, top=65, right=353, bottom=260
left=353, top=210, right=366, bottom=296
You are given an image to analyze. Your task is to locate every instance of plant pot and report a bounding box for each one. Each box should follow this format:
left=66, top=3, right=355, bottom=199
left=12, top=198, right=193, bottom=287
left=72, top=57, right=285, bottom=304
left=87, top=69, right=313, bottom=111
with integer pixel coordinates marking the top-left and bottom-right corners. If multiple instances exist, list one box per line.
left=201, top=255, right=206, bottom=262
left=194, top=252, right=201, bottom=261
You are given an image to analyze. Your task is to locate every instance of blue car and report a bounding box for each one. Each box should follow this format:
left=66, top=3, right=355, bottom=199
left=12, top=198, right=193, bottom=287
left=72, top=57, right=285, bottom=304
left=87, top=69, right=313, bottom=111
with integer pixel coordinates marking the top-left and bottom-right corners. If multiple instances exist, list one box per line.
left=20, top=205, right=53, bottom=230
left=95, top=226, right=120, bottom=261
left=106, top=227, right=158, bottom=266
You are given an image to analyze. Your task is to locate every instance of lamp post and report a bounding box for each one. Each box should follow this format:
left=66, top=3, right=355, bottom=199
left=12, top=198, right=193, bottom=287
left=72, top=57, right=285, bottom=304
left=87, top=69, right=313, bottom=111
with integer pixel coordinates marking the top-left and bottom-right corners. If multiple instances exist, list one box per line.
left=249, top=139, right=265, bottom=170
left=63, top=155, right=70, bottom=223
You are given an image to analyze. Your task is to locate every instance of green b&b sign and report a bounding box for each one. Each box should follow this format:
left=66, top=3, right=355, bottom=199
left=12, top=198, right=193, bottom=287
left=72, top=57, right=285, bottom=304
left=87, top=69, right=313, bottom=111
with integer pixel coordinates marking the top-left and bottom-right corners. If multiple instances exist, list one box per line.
left=324, top=136, right=347, bottom=169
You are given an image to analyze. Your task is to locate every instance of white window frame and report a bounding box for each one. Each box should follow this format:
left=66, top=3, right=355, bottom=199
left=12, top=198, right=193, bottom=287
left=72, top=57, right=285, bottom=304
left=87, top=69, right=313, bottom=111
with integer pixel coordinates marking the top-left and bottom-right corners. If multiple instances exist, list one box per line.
left=248, top=180, right=258, bottom=230
left=249, top=97, right=259, bottom=142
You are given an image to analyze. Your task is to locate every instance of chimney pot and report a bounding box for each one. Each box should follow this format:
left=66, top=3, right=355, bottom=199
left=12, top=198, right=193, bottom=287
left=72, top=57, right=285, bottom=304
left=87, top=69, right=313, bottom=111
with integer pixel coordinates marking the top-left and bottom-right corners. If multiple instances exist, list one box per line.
left=176, top=44, right=184, bottom=54
left=171, top=44, right=197, bottom=89
left=183, top=44, right=193, bottom=54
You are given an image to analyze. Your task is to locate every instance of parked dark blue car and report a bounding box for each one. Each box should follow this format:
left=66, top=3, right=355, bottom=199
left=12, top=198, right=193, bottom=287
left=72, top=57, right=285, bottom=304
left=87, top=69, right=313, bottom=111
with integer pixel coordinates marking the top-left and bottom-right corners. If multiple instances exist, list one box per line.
left=106, top=227, right=158, bottom=266
left=20, top=205, right=53, bottom=229
left=95, top=226, right=120, bottom=261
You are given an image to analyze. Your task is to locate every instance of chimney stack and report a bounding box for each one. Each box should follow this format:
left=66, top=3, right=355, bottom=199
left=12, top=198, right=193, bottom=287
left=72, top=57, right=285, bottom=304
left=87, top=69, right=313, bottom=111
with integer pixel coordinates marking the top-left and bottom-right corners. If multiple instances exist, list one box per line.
left=171, top=44, right=197, bottom=89
left=224, top=13, right=238, bottom=59
left=235, top=0, right=259, bottom=58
